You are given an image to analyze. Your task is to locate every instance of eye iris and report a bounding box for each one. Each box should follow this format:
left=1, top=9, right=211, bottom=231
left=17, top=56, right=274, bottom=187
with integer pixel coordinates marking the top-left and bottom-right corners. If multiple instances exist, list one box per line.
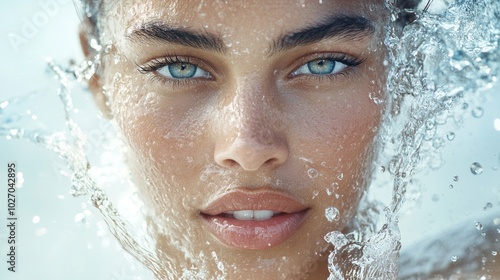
left=307, top=59, right=335, bottom=75
left=168, top=62, right=197, bottom=78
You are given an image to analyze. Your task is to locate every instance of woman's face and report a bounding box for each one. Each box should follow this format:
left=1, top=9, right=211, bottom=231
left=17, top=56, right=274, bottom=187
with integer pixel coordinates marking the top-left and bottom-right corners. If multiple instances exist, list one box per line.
left=92, top=0, right=387, bottom=278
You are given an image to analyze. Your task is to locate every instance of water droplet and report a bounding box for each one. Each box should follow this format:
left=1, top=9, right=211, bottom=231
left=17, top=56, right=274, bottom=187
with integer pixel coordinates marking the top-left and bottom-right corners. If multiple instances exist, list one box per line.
left=470, top=162, right=483, bottom=175
left=0, top=100, right=9, bottom=109
left=462, top=103, right=469, bottom=110
left=483, top=202, right=493, bottom=211
left=446, top=131, right=456, bottom=141
left=492, top=251, right=497, bottom=256
left=336, top=172, right=343, bottom=180
left=472, top=107, right=484, bottom=118
left=75, top=213, right=86, bottom=224
left=379, top=166, right=386, bottom=173
left=32, top=216, right=40, bottom=224
left=451, top=255, right=458, bottom=262
left=388, top=157, right=400, bottom=175
left=494, top=118, right=500, bottom=131
left=307, top=168, right=318, bottom=179
left=325, top=206, right=340, bottom=222
left=9, top=129, right=19, bottom=136
left=312, top=190, right=319, bottom=199
left=453, top=175, right=459, bottom=182
left=326, top=187, right=333, bottom=196
left=449, top=184, right=454, bottom=189
left=475, top=221, right=484, bottom=231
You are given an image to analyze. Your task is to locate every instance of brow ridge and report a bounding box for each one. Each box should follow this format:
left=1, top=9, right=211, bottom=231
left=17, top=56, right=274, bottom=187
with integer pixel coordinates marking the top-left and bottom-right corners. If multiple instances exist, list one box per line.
left=270, top=15, right=375, bottom=55
left=128, top=22, right=227, bottom=53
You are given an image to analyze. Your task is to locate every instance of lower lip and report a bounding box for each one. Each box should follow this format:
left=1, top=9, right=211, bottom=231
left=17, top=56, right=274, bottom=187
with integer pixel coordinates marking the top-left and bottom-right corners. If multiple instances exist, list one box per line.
left=201, top=211, right=308, bottom=250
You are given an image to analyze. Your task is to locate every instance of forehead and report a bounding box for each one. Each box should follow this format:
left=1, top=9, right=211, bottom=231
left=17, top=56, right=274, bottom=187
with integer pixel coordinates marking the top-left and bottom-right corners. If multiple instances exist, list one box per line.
left=104, top=0, right=386, bottom=41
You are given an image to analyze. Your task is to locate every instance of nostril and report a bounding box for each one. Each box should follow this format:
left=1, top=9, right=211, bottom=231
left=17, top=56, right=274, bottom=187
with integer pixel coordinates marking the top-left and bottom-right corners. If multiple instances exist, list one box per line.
left=264, top=158, right=278, bottom=167
left=221, top=159, right=239, bottom=168
left=214, top=138, right=289, bottom=171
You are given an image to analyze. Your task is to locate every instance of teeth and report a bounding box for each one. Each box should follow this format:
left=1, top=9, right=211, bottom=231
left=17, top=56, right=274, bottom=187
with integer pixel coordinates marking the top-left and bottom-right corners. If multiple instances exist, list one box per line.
left=231, top=210, right=277, bottom=221
left=253, top=210, right=274, bottom=220
left=233, top=210, right=254, bottom=220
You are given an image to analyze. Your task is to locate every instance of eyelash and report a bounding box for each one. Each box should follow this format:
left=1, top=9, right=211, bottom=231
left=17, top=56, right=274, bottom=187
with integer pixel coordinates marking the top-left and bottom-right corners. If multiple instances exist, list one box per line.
left=136, top=53, right=363, bottom=86
left=289, top=53, right=363, bottom=81
left=137, top=55, right=211, bottom=86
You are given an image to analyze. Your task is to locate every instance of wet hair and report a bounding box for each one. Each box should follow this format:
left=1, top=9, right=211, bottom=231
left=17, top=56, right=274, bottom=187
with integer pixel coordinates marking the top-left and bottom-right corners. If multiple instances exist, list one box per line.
left=77, top=0, right=103, bottom=44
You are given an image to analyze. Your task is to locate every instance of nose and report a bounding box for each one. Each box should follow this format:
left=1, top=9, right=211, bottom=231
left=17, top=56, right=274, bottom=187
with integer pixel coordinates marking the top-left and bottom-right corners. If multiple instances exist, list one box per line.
left=215, top=133, right=289, bottom=171
left=213, top=90, right=288, bottom=171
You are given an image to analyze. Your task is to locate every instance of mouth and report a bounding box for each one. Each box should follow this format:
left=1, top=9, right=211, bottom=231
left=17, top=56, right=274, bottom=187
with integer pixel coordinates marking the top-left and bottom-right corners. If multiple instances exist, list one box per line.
left=200, top=188, right=309, bottom=250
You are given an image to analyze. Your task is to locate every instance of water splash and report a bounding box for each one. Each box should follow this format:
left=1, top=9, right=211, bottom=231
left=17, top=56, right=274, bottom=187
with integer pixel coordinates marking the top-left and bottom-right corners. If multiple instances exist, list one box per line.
left=1, top=57, right=165, bottom=279
left=325, top=0, right=500, bottom=278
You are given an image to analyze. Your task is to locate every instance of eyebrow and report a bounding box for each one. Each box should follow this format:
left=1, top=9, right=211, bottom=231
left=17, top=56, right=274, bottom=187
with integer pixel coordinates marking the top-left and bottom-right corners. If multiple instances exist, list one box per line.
left=269, top=15, right=375, bottom=55
left=127, top=22, right=227, bottom=53
left=127, top=15, right=375, bottom=55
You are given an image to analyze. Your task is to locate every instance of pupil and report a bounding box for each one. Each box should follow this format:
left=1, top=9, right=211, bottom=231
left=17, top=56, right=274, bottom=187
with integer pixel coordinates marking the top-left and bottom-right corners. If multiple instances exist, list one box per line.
left=308, top=59, right=335, bottom=75
left=169, top=63, right=196, bottom=78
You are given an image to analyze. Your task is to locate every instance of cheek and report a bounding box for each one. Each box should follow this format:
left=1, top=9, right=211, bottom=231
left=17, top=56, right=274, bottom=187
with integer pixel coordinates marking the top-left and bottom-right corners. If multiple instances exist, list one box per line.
left=293, top=88, right=382, bottom=224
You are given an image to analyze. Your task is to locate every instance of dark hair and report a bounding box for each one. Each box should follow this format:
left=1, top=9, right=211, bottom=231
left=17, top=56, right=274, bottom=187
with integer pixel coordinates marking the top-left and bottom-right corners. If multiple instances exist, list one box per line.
left=77, top=0, right=102, bottom=43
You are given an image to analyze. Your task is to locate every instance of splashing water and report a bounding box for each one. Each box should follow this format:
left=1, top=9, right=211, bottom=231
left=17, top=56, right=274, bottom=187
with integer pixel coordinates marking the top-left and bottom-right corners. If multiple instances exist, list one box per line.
left=1, top=0, right=499, bottom=279
left=323, top=0, right=500, bottom=278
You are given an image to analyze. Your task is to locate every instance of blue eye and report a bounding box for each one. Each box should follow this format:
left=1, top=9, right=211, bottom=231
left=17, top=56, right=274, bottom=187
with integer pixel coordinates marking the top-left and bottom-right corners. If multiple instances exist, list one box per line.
left=292, top=58, right=348, bottom=76
left=157, top=62, right=209, bottom=79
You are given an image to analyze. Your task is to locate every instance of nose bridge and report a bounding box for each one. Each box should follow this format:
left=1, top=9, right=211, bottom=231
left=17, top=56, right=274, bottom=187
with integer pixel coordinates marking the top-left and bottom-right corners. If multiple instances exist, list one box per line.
left=214, top=78, right=288, bottom=171
left=234, top=86, right=273, bottom=140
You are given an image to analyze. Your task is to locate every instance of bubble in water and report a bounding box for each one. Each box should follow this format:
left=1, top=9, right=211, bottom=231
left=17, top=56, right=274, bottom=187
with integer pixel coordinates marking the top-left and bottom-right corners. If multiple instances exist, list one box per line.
left=470, top=162, right=483, bottom=175
left=32, top=216, right=40, bottom=224
left=451, top=255, right=458, bottom=262
left=307, top=168, right=318, bottom=179
left=325, top=206, right=340, bottom=222
left=472, top=107, right=484, bottom=118
left=449, top=184, right=454, bottom=189
left=379, top=166, right=386, bottom=173
left=446, top=131, right=456, bottom=141
left=453, top=175, right=459, bottom=182
left=483, top=202, right=493, bottom=211
left=475, top=221, right=484, bottom=231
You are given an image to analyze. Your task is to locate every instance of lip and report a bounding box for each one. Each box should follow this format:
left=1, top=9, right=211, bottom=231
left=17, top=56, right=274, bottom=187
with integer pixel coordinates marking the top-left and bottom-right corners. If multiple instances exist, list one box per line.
left=200, top=188, right=309, bottom=250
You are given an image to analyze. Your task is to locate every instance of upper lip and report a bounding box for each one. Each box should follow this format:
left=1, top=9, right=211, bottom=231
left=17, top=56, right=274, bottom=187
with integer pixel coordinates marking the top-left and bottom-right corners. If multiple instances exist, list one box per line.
left=200, top=188, right=309, bottom=215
